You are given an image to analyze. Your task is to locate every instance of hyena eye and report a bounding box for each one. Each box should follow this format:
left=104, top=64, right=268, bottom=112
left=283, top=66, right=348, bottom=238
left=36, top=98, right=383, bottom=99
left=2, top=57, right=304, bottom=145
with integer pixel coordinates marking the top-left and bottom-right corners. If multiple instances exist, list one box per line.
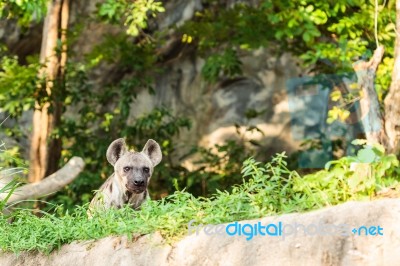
left=143, top=167, right=150, bottom=173
left=123, top=167, right=131, bottom=173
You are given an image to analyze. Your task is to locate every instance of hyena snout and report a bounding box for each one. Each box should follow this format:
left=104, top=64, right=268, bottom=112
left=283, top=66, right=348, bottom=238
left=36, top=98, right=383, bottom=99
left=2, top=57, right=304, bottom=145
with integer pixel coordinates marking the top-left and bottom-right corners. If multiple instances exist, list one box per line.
left=126, top=176, right=147, bottom=193
left=133, top=179, right=145, bottom=186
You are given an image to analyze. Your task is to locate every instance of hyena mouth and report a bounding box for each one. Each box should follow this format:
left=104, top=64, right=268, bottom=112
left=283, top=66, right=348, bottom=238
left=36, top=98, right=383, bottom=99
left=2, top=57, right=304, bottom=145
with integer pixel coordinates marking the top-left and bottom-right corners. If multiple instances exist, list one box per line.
left=126, top=184, right=146, bottom=194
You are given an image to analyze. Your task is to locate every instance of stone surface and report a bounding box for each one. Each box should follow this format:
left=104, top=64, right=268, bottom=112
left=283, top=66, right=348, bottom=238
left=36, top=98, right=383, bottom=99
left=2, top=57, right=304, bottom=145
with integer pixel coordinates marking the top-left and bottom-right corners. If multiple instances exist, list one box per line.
left=0, top=1, right=373, bottom=168
left=0, top=0, right=304, bottom=163
left=1, top=198, right=399, bottom=266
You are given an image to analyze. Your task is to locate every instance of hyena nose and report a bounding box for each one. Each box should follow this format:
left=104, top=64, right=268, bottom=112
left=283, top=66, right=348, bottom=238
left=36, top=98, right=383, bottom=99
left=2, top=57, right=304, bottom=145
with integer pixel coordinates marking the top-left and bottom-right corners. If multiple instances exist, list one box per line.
left=133, top=179, right=145, bottom=186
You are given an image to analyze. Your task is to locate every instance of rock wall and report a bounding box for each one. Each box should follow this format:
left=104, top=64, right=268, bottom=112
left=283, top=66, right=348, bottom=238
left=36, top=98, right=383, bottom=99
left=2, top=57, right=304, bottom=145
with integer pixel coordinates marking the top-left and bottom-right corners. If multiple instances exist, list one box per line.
left=0, top=1, right=301, bottom=153
left=1, top=198, right=399, bottom=266
left=0, top=0, right=361, bottom=166
left=127, top=49, right=302, bottom=158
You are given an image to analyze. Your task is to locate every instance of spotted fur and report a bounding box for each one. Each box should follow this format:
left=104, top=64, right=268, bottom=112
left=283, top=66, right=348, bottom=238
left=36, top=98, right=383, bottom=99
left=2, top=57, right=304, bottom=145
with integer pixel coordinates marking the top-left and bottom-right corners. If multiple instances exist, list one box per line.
left=89, top=138, right=162, bottom=213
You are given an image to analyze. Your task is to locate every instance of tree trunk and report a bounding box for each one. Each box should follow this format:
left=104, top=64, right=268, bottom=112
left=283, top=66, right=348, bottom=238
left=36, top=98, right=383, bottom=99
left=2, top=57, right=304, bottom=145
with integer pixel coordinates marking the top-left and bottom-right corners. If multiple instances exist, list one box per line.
left=28, top=0, right=69, bottom=183
left=384, top=0, right=400, bottom=154
left=353, top=46, right=387, bottom=146
left=353, top=0, right=400, bottom=154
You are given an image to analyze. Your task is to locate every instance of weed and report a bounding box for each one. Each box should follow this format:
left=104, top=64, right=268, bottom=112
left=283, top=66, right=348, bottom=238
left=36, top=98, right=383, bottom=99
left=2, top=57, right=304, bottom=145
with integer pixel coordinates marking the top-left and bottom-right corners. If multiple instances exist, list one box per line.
left=0, top=142, right=399, bottom=253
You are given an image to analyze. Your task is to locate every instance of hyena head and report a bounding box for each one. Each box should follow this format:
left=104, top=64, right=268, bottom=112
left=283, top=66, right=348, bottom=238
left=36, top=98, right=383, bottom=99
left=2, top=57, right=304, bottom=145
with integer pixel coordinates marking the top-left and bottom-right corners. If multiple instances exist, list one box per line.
left=107, top=138, right=162, bottom=194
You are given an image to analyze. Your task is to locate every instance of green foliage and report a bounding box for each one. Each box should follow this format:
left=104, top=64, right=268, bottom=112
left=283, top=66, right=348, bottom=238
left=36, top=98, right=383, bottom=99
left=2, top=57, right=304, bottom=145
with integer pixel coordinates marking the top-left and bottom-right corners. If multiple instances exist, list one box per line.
left=264, top=0, right=395, bottom=71
left=0, top=10, right=254, bottom=209
left=179, top=0, right=396, bottom=125
left=0, top=55, right=41, bottom=117
left=124, top=0, right=164, bottom=36
left=240, top=153, right=306, bottom=213
left=1, top=149, right=399, bottom=253
left=0, top=143, right=26, bottom=169
left=0, top=153, right=310, bottom=253
left=97, top=0, right=125, bottom=23
left=86, top=33, right=157, bottom=70
left=299, top=140, right=399, bottom=203
left=0, top=178, right=18, bottom=212
left=0, top=30, right=172, bottom=209
left=0, top=0, right=398, bottom=214
left=179, top=4, right=273, bottom=52
left=201, top=49, right=242, bottom=82
left=0, top=52, right=50, bottom=171
left=177, top=140, right=251, bottom=196
left=0, top=140, right=25, bottom=212
left=326, top=82, right=361, bottom=124
left=0, top=0, right=47, bottom=26
left=170, top=111, right=266, bottom=197
left=97, top=0, right=165, bottom=36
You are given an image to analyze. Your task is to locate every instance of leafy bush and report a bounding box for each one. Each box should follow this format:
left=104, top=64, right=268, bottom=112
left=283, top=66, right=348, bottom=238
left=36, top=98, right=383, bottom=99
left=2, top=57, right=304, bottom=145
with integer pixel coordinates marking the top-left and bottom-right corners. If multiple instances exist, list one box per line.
left=96, top=0, right=165, bottom=36
left=201, top=49, right=242, bottom=82
left=297, top=140, right=400, bottom=205
left=0, top=152, right=298, bottom=253
left=0, top=0, right=47, bottom=26
left=1, top=0, right=397, bottom=210
left=0, top=55, right=41, bottom=118
left=0, top=48, right=257, bottom=209
left=1, top=147, right=398, bottom=253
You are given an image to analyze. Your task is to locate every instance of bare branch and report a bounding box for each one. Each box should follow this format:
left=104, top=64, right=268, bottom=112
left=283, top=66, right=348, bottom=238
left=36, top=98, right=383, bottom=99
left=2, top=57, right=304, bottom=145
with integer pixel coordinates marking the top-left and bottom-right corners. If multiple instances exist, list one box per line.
left=1, top=157, right=85, bottom=204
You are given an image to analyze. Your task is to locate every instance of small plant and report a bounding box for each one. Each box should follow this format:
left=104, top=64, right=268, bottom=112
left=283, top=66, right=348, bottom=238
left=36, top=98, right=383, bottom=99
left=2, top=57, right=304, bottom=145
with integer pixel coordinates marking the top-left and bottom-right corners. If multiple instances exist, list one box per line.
left=0, top=178, right=18, bottom=212
left=0, top=153, right=301, bottom=253
left=0, top=147, right=399, bottom=253
left=201, top=49, right=242, bottom=82
left=0, top=140, right=24, bottom=212
left=296, top=139, right=400, bottom=206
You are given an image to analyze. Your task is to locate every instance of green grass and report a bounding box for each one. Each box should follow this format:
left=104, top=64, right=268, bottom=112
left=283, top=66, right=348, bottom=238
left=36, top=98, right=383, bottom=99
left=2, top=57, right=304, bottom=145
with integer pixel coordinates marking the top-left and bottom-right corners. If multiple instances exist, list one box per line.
left=0, top=148, right=399, bottom=254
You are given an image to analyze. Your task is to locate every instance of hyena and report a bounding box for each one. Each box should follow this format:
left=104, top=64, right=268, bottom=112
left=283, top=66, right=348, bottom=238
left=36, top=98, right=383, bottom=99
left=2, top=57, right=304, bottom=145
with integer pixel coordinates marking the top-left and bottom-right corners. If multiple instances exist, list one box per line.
left=89, top=138, right=162, bottom=212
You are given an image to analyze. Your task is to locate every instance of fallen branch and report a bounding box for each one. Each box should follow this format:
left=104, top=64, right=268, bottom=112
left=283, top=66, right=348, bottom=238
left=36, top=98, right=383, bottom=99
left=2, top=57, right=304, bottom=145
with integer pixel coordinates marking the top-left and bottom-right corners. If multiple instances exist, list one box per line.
left=0, top=156, right=85, bottom=204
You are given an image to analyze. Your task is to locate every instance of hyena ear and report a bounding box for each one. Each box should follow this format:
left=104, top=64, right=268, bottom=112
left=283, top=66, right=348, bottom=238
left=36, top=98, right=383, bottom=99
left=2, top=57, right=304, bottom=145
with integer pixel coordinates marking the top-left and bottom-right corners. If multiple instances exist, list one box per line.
left=106, top=138, right=127, bottom=166
left=142, top=139, right=162, bottom=166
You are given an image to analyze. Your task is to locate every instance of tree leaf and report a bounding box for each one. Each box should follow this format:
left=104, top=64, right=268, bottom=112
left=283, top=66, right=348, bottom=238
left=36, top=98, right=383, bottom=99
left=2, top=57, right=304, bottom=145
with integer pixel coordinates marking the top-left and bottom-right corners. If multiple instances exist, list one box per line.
left=351, top=139, right=368, bottom=146
left=357, top=148, right=376, bottom=163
